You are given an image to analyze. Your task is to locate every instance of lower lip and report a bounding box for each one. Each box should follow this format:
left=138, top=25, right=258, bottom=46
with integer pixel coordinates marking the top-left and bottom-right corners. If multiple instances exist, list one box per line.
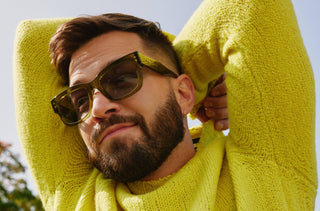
left=100, top=125, right=136, bottom=145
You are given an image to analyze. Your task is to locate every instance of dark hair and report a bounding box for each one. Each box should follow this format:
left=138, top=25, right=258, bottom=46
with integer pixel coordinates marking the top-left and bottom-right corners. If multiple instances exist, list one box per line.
left=49, top=13, right=180, bottom=85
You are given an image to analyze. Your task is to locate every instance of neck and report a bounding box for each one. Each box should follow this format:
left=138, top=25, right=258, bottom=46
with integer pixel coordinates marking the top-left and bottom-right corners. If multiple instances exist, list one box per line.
left=142, top=124, right=195, bottom=181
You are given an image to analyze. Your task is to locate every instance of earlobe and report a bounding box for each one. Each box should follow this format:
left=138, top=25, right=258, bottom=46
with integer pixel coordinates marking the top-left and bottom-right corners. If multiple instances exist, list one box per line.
left=175, top=74, right=195, bottom=115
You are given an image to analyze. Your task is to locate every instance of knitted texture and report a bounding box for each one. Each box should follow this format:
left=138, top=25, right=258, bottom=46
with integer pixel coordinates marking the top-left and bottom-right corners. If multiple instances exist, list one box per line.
left=173, top=0, right=317, bottom=209
left=13, top=0, right=317, bottom=210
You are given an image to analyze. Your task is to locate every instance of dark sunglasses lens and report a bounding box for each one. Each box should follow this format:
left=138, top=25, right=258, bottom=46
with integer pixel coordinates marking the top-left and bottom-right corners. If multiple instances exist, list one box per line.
left=58, top=88, right=90, bottom=124
left=100, top=60, right=139, bottom=99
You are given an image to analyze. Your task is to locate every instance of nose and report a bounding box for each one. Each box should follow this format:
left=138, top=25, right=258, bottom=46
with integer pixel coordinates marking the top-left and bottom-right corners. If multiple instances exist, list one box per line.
left=91, top=89, right=120, bottom=121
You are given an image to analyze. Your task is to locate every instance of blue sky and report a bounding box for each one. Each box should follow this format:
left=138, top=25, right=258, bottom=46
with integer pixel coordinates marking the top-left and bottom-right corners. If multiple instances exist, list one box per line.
left=0, top=0, right=319, bottom=208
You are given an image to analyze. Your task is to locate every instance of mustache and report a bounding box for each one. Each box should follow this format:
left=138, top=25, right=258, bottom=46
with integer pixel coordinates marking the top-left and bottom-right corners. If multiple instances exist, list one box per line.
left=90, top=114, right=145, bottom=143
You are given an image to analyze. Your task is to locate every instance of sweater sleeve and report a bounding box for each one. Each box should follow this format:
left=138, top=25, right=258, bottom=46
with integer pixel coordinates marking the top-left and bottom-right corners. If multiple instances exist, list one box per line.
left=13, top=18, right=96, bottom=209
left=173, top=0, right=317, bottom=208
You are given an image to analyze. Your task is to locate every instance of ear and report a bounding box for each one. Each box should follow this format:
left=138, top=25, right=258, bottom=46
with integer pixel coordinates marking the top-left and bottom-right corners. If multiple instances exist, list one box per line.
left=173, top=74, right=195, bottom=116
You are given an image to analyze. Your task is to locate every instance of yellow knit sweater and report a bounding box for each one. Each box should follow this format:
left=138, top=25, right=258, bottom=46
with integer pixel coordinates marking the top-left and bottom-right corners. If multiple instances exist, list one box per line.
left=14, top=0, right=317, bottom=210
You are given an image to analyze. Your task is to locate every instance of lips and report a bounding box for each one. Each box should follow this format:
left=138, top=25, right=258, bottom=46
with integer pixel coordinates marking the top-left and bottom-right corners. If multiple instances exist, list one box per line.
left=98, top=123, right=136, bottom=145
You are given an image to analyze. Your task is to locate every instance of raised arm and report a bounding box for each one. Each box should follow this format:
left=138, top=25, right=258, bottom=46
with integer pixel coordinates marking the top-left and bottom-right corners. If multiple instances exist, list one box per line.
left=13, top=18, right=94, bottom=209
left=174, top=0, right=317, bottom=208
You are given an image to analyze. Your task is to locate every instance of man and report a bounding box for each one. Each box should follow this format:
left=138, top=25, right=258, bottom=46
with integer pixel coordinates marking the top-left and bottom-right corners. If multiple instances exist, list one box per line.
left=49, top=13, right=227, bottom=183
left=15, top=0, right=316, bottom=210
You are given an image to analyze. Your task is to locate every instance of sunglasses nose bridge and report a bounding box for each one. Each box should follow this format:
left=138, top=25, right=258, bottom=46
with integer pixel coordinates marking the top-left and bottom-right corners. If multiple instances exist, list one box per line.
left=92, top=85, right=110, bottom=102
left=92, top=88, right=102, bottom=98
left=89, top=76, right=106, bottom=98
left=90, top=88, right=120, bottom=119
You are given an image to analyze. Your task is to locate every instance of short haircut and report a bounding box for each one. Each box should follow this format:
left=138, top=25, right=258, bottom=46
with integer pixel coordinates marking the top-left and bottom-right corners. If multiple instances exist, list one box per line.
left=49, top=13, right=181, bottom=85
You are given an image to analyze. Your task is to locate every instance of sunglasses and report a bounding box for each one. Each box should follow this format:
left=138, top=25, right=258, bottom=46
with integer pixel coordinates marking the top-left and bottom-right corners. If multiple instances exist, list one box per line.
left=51, top=51, right=179, bottom=126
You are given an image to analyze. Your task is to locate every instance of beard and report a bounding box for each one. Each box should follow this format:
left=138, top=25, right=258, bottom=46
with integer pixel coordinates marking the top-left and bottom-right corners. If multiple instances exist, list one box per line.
left=87, top=91, right=185, bottom=183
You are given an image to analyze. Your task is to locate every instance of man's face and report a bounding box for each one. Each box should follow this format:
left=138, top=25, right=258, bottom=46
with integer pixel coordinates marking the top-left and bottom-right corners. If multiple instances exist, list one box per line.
left=69, top=31, right=185, bottom=182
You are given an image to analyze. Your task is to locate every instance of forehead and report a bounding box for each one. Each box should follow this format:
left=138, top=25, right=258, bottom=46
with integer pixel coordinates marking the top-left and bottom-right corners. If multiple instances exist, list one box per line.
left=69, top=31, right=147, bottom=86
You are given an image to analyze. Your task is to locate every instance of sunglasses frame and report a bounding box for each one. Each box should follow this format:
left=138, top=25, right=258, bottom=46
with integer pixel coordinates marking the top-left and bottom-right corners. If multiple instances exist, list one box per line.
left=51, top=51, right=179, bottom=126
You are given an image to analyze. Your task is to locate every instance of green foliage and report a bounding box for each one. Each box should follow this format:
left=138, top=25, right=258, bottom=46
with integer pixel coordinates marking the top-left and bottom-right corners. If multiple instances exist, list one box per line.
left=0, top=141, right=44, bottom=211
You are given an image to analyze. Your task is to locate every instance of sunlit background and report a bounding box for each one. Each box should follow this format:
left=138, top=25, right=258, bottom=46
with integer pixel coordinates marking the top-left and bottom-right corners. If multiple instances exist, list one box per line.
left=0, top=0, right=319, bottom=209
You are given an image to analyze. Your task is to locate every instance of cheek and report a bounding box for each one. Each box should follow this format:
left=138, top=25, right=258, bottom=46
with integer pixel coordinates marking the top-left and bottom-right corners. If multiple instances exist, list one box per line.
left=78, top=124, right=93, bottom=149
left=127, top=76, right=170, bottom=115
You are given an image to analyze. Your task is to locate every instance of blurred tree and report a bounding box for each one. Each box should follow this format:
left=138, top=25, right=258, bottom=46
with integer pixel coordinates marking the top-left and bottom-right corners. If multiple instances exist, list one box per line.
left=0, top=141, right=44, bottom=211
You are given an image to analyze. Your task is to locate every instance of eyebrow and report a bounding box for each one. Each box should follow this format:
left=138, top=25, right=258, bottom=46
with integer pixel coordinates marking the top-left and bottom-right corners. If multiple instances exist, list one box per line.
left=69, top=79, right=85, bottom=87
left=69, top=58, right=119, bottom=87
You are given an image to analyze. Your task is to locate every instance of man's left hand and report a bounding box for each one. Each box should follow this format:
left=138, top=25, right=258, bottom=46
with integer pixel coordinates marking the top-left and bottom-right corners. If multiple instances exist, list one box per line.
left=195, top=73, right=229, bottom=131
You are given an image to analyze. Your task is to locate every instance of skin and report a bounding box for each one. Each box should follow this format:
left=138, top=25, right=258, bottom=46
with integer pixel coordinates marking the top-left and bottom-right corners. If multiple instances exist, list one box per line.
left=196, top=73, right=229, bottom=130
left=69, top=31, right=196, bottom=181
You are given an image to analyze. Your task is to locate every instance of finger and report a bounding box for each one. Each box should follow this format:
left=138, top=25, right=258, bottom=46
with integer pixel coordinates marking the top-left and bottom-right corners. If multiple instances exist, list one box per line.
left=210, top=80, right=227, bottom=97
left=195, top=107, right=210, bottom=123
left=205, top=107, right=228, bottom=120
left=214, top=119, right=229, bottom=131
left=203, top=95, right=227, bottom=109
left=213, top=72, right=227, bottom=86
